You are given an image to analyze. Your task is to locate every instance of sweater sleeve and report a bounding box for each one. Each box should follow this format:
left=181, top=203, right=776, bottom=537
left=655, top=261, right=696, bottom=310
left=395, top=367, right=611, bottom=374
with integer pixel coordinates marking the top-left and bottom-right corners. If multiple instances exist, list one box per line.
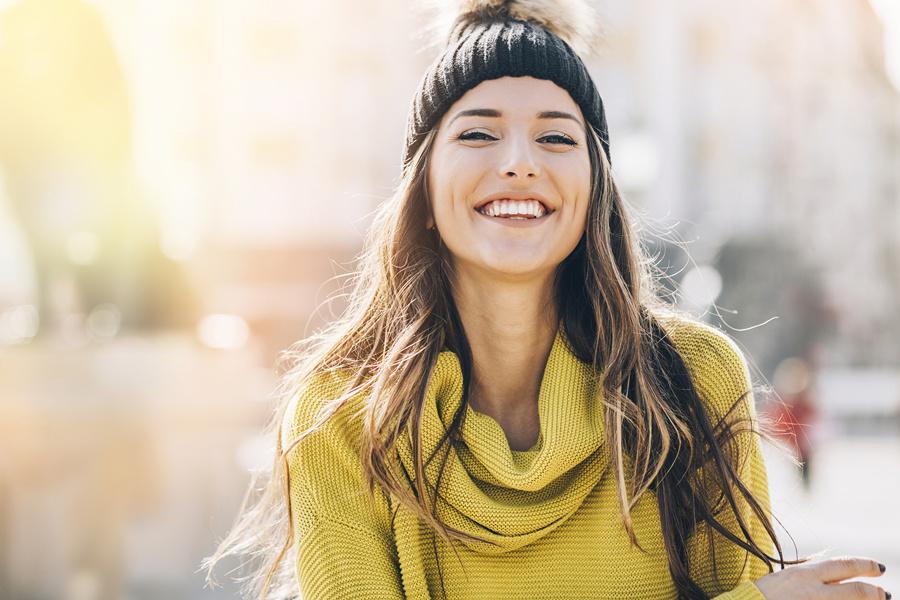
left=280, top=372, right=405, bottom=600
left=665, top=319, right=775, bottom=600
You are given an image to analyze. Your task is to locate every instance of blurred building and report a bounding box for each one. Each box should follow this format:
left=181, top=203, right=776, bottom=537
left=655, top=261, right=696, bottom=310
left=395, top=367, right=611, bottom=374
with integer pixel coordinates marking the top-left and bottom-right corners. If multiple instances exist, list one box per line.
left=91, top=0, right=900, bottom=366
left=92, top=0, right=433, bottom=361
left=0, top=2, right=893, bottom=358
left=589, top=0, right=900, bottom=366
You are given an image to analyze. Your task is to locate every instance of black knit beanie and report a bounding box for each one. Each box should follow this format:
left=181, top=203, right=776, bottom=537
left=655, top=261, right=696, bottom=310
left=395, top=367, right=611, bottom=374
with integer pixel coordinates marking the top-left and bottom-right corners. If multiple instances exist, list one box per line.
left=402, top=0, right=610, bottom=168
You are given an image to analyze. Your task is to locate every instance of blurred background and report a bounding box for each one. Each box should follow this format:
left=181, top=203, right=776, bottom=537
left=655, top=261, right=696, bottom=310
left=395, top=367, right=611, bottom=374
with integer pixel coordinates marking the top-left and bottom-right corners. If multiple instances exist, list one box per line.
left=0, top=0, right=898, bottom=598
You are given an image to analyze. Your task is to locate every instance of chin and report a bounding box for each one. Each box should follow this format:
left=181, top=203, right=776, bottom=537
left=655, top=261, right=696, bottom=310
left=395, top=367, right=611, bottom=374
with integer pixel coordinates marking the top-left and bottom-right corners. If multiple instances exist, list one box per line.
left=479, top=256, right=554, bottom=277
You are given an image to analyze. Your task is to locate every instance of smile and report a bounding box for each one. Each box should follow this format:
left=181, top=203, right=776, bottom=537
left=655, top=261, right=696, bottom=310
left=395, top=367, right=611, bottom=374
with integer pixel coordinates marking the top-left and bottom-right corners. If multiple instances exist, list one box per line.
left=475, top=198, right=552, bottom=218
left=474, top=207, right=554, bottom=227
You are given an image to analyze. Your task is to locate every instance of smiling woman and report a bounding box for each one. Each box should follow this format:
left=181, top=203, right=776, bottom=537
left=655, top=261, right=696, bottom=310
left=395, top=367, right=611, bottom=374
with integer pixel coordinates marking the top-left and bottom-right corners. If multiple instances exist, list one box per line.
left=202, top=1, right=891, bottom=599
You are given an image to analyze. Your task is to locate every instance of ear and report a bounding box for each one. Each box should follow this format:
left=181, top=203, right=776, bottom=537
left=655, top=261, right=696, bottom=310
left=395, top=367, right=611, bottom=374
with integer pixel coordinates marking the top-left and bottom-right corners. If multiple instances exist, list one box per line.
left=425, top=214, right=434, bottom=229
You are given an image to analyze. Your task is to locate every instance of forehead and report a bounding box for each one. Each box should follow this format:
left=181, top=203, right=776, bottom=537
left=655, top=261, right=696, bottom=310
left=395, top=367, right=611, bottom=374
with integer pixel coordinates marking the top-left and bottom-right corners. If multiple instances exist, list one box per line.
left=440, top=76, right=583, bottom=125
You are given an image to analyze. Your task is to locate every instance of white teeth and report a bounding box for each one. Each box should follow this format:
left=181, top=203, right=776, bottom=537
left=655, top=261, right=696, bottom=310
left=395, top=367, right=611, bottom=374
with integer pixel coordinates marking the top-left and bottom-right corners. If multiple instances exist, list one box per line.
left=478, top=199, right=548, bottom=218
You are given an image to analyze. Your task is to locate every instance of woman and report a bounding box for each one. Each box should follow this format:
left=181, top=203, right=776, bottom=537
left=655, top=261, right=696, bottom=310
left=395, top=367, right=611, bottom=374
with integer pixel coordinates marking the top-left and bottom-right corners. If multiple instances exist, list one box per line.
left=204, top=1, right=890, bottom=598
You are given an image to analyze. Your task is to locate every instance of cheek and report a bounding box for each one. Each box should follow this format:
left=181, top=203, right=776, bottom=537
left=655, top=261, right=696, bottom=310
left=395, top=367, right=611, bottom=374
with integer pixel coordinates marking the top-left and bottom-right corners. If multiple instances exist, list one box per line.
left=556, top=155, right=592, bottom=209
left=576, top=154, right=593, bottom=193
left=430, top=151, right=482, bottom=213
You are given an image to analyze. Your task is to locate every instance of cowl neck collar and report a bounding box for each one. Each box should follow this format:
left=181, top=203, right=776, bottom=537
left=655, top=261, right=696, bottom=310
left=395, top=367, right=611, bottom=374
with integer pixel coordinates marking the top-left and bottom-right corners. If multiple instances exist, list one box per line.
left=395, top=324, right=610, bottom=555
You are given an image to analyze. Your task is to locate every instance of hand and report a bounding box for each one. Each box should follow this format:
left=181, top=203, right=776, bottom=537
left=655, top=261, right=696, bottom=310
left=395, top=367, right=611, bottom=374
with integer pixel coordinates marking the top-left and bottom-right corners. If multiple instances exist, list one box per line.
left=754, top=557, right=890, bottom=599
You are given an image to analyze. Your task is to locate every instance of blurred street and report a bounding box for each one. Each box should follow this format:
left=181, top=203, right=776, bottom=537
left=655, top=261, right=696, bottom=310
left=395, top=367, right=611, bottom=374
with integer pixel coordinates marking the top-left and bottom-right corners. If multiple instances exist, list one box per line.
left=0, top=335, right=272, bottom=599
left=763, top=436, right=900, bottom=594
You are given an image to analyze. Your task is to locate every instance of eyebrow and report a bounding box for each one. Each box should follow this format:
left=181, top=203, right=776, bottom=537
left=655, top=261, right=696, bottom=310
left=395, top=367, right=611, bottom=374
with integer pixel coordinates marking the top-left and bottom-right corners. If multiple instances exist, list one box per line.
left=448, top=108, right=583, bottom=127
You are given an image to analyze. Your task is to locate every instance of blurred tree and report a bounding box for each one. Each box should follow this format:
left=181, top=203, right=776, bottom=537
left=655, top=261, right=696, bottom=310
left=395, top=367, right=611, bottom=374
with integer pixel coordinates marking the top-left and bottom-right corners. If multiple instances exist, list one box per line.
left=0, top=0, right=200, bottom=337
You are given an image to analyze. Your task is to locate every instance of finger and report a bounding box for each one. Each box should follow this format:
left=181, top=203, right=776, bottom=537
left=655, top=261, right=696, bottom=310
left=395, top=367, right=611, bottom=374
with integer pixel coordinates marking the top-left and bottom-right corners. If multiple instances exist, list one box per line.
left=815, top=557, right=886, bottom=584
left=821, top=580, right=889, bottom=599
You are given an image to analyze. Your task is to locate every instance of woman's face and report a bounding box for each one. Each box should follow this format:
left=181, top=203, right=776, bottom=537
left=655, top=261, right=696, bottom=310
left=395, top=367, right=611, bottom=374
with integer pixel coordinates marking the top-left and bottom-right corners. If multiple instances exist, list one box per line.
left=427, top=75, right=592, bottom=280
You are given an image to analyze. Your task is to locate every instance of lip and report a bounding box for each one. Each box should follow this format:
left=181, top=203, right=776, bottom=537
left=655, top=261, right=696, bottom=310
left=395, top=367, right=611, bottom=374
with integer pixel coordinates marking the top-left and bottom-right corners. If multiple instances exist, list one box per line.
left=473, top=191, right=555, bottom=214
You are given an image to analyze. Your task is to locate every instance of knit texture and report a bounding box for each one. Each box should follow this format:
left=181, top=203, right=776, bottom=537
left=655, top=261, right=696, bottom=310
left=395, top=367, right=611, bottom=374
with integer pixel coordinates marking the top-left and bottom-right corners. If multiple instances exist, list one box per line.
left=282, top=315, right=774, bottom=599
left=402, top=17, right=611, bottom=168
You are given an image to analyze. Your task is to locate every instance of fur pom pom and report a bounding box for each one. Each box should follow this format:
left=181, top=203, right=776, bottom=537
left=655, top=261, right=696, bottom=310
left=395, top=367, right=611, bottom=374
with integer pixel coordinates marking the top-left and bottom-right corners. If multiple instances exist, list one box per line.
left=413, top=0, right=605, bottom=58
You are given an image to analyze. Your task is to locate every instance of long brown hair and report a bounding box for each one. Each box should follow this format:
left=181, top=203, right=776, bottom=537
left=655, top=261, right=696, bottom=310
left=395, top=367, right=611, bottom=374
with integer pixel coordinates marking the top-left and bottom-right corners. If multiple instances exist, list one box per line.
left=202, top=115, right=808, bottom=599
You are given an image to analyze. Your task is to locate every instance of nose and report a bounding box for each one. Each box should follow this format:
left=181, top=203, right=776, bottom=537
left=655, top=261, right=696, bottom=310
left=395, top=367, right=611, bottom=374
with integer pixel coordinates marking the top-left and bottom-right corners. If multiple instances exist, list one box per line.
left=497, top=135, right=540, bottom=179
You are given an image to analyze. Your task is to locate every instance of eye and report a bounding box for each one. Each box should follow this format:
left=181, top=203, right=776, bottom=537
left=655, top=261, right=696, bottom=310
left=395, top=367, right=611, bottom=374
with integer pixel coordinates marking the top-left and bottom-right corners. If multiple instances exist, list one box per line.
left=457, top=130, right=496, bottom=141
left=539, top=134, right=577, bottom=146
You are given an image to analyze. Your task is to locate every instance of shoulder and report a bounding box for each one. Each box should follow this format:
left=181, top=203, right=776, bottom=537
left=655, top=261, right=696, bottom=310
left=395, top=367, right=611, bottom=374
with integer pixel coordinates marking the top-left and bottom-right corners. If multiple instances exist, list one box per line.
left=280, top=367, right=367, bottom=459
left=654, top=312, right=756, bottom=425
left=280, top=368, right=360, bottom=446
left=279, top=367, right=395, bottom=530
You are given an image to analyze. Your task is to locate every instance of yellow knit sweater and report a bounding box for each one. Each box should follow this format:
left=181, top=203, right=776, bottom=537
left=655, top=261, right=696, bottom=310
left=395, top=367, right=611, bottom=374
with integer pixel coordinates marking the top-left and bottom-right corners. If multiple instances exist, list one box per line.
left=281, top=316, right=775, bottom=599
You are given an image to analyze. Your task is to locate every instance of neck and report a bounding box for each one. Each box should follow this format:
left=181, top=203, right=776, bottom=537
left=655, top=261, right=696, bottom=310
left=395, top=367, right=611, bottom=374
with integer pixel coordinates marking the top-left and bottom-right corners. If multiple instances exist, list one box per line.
left=450, top=266, right=559, bottom=443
